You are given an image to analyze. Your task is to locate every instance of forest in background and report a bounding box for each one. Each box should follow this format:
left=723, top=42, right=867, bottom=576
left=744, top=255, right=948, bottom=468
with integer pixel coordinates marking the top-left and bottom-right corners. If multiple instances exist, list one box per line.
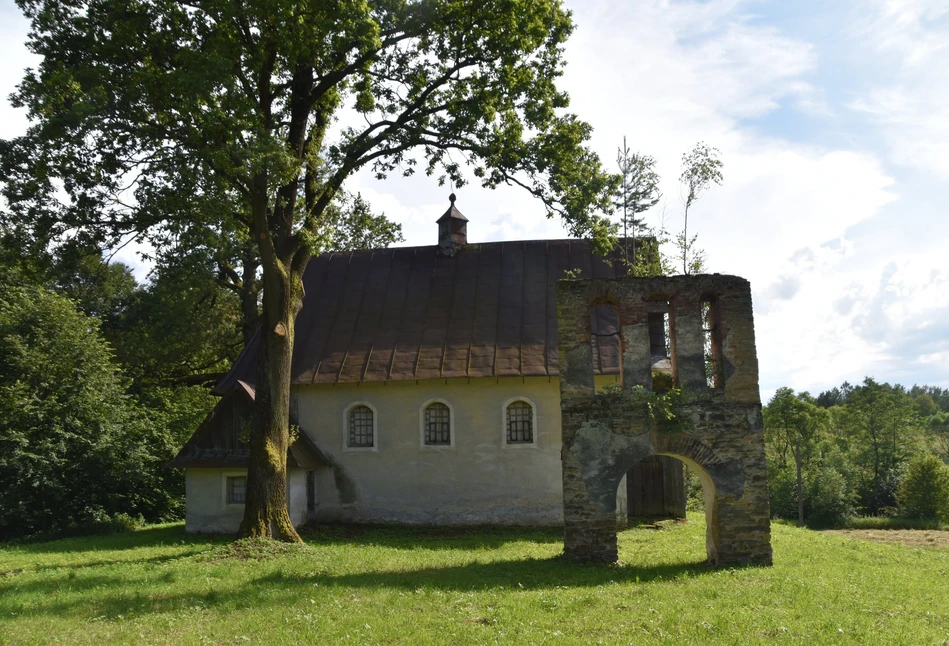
left=763, top=380, right=949, bottom=527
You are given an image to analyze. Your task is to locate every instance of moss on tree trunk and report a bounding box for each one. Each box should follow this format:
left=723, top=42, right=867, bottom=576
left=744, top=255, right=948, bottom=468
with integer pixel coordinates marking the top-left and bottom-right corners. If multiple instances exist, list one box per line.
left=238, top=251, right=304, bottom=544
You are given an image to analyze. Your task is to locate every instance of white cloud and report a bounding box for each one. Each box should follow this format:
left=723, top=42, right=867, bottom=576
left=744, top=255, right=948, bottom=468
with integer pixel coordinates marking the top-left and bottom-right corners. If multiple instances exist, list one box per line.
left=850, top=0, right=949, bottom=177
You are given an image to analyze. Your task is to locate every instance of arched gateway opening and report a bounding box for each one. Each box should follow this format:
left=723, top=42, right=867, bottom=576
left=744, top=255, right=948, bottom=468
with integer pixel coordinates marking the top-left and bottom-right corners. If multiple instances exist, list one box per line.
left=615, top=454, right=719, bottom=559
left=557, top=275, right=772, bottom=566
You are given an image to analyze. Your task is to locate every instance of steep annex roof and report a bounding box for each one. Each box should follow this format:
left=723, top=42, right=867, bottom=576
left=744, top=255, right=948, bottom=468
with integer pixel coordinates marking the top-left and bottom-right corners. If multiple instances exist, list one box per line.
left=215, top=238, right=638, bottom=393
left=168, top=381, right=331, bottom=469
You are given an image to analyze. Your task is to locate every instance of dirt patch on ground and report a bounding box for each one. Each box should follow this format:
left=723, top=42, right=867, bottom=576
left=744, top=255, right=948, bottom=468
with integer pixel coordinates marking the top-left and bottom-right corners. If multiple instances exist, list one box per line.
left=826, top=529, right=949, bottom=550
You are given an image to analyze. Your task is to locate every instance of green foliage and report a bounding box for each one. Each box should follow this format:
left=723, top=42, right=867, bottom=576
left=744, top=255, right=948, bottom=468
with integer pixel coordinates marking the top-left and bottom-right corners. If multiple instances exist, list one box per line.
left=804, top=464, right=854, bottom=528
left=0, top=273, right=212, bottom=539
left=109, top=264, right=244, bottom=386
left=766, top=378, right=935, bottom=527
left=683, top=465, right=705, bottom=512
left=315, top=191, right=405, bottom=254
left=927, top=412, right=949, bottom=458
left=4, top=0, right=622, bottom=528
left=613, top=137, right=661, bottom=272
left=766, top=465, right=798, bottom=520
left=4, top=0, right=617, bottom=260
left=897, top=454, right=949, bottom=522
left=676, top=142, right=723, bottom=275
left=915, top=393, right=938, bottom=417
left=841, top=378, right=923, bottom=514
left=601, top=385, right=689, bottom=433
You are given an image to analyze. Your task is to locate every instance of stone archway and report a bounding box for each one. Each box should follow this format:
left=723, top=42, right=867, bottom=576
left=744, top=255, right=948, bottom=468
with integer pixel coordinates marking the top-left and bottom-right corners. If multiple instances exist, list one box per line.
left=557, top=275, right=772, bottom=566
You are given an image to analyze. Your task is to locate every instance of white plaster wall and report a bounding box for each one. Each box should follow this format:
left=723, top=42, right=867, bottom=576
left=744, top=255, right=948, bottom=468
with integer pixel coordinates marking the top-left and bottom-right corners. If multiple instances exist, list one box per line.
left=295, top=374, right=621, bottom=526
left=185, top=468, right=307, bottom=533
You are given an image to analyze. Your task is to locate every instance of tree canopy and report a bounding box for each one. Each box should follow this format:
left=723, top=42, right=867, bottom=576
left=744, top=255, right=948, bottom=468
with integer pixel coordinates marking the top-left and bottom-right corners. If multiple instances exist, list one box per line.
left=5, top=0, right=619, bottom=540
left=0, top=271, right=200, bottom=539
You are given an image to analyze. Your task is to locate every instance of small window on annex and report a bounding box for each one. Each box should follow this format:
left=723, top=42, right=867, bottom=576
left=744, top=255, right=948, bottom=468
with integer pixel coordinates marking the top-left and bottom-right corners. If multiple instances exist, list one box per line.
left=226, top=476, right=246, bottom=504
left=506, top=400, right=534, bottom=444
left=348, top=405, right=375, bottom=448
left=424, top=402, right=451, bottom=445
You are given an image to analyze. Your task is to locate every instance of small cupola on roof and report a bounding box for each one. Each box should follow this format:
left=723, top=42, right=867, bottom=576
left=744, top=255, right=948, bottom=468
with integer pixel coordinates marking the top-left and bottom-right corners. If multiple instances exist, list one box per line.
left=437, top=193, right=468, bottom=256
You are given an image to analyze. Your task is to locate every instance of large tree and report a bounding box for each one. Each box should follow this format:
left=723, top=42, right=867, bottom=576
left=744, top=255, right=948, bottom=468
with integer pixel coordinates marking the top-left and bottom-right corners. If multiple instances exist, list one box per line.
left=839, top=378, right=922, bottom=514
left=5, top=0, right=617, bottom=541
left=764, top=387, right=829, bottom=524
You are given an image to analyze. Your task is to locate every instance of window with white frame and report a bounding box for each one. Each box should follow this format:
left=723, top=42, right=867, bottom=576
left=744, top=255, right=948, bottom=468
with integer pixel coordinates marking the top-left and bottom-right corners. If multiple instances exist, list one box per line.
left=423, top=402, right=451, bottom=445
left=226, top=476, right=246, bottom=504
left=506, top=400, right=534, bottom=444
left=347, top=404, right=375, bottom=448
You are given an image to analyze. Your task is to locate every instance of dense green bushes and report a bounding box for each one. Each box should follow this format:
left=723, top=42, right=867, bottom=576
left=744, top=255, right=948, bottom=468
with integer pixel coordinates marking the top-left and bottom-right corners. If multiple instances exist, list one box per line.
left=0, top=274, right=212, bottom=540
left=767, top=463, right=853, bottom=528
left=897, top=454, right=949, bottom=522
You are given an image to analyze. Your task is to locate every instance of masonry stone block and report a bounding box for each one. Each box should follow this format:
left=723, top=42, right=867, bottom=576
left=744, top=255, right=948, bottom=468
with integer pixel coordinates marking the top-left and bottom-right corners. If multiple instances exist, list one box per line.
left=557, top=274, right=772, bottom=566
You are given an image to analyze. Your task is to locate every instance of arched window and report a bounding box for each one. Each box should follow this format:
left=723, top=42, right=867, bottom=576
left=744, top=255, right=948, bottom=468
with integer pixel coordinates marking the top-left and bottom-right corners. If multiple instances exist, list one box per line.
left=506, top=400, right=534, bottom=444
left=347, top=404, right=375, bottom=448
left=423, top=402, right=451, bottom=446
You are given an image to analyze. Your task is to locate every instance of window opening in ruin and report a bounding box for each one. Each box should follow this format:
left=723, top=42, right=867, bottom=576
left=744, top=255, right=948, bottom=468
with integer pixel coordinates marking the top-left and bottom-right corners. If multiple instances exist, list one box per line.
left=348, top=405, right=375, bottom=447
left=506, top=400, right=534, bottom=443
left=424, top=402, right=451, bottom=445
left=648, top=305, right=674, bottom=392
left=589, top=305, right=621, bottom=380
left=226, top=476, right=246, bottom=504
left=702, top=298, right=722, bottom=388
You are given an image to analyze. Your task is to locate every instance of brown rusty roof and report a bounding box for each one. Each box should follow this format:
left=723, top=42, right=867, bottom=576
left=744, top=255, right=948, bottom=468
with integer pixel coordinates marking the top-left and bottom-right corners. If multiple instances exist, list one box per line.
left=215, top=239, right=637, bottom=392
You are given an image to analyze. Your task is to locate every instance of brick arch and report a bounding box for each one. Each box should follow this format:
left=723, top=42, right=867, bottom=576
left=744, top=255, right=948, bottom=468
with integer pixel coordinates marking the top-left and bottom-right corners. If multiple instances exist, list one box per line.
left=651, top=436, right=725, bottom=468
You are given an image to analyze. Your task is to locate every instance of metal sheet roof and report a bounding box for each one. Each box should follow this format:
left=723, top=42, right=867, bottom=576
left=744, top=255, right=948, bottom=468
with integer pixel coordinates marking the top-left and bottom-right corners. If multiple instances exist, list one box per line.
left=215, top=239, right=632, bottom=392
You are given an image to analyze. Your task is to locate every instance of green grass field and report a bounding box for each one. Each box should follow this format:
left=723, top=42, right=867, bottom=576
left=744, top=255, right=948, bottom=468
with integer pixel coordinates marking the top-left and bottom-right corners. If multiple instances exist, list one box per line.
left=1, top=515, right=947, bottom=645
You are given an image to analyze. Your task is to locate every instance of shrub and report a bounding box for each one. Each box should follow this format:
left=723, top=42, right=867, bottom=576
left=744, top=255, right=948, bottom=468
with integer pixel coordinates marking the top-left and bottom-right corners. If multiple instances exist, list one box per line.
left=766, top=462, right=854, bottom=527
left=767, top=464, right=798, bottom=520
left=897, top=454, right=949, bottom=522
left=684, top=465, right=705, bottom=512
left=0, top=276, right=208, bottom=540
left=804, top=465, right=854, bottom=528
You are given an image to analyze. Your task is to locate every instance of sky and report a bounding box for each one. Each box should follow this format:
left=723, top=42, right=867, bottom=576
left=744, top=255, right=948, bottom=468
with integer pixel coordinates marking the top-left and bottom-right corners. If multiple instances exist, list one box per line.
left=1, top=0, right=947, bottom=400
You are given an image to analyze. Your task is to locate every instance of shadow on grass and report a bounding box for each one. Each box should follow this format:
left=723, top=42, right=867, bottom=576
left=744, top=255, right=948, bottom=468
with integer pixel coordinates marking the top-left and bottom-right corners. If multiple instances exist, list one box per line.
left=4, top=525, right=226, bottom=556
left=8, top=523, right=562, bottom=557
left=2, top=547, right=215, bottom=578
left=0, top=552, right=717, bottom=621
left=298, top=522, right=564, bottom=551
left=260, top=554, right=715, bottom=591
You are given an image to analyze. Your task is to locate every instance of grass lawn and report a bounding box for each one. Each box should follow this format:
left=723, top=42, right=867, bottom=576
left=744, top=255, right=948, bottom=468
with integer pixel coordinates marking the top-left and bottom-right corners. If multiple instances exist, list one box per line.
left=1, top=515, right=947, bottom=645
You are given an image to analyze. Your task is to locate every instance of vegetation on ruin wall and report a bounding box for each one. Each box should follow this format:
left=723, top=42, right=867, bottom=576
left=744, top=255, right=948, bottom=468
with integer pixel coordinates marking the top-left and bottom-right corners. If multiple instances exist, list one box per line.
left=1, top=519, right=947, bottom=644
left=597, top=383, right=691, bottom=434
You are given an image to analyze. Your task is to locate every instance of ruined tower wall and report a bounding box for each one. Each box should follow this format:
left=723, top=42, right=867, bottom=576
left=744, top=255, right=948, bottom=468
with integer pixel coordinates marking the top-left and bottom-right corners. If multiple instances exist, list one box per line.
left=557, top=275, right=772, bottom=565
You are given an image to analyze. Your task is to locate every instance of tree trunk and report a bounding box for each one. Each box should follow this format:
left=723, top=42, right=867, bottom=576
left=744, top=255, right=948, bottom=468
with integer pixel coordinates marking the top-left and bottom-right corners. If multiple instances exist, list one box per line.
left=682, top=204, right=689, bottom=275
left=795, top=439, right=804, bottom=525
left=238, top=254, right=304, bottom=543
left=238, top=248, right=260, bottom=345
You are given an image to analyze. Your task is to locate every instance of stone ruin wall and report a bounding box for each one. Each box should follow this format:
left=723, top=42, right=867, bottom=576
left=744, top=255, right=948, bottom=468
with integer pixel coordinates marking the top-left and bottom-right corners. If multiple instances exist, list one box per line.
left=557, top=274, right=772, bottom=565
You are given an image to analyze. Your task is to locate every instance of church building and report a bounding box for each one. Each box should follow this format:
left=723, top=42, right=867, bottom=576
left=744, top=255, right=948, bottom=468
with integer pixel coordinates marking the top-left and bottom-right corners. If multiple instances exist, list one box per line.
left=169, top=196, right=684, bottom=532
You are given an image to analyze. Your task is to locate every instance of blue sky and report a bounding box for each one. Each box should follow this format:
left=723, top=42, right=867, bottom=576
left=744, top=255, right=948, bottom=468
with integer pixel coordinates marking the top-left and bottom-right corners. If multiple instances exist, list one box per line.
left=1, top=0, right=947, bottom=400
